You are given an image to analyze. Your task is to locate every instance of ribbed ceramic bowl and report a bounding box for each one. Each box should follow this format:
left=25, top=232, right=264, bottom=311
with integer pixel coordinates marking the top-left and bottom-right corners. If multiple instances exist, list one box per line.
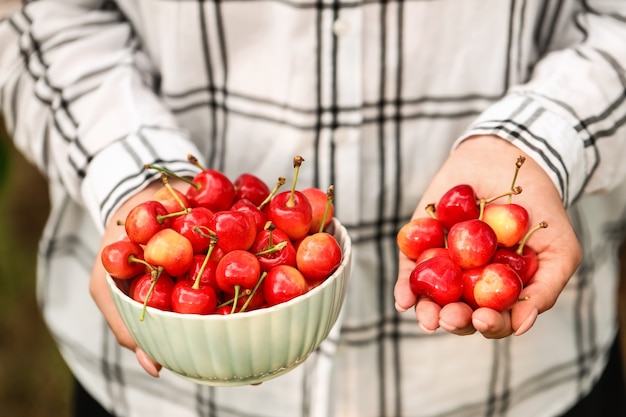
left=107, top=218, right=352, bottom=386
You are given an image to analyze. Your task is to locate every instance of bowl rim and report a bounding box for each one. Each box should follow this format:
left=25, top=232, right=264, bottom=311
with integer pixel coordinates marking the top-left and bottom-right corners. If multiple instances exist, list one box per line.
left=107, top=218, right=352, bottom=321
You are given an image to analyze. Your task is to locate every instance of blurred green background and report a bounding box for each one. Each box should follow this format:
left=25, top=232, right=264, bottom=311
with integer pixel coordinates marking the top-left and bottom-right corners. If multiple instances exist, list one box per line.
left=0, top=119, right=72, bottom=416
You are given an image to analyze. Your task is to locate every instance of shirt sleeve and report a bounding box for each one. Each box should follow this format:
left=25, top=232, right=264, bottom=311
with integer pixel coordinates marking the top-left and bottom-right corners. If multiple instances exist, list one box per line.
left=0, top=1, right=202, bottom=229
left=457, top=3, right=626, bottom=207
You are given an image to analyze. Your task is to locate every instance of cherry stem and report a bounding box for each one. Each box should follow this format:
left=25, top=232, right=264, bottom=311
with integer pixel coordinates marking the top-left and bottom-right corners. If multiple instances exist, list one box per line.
left=287, top=155, right=305, bottom=208
left=254, top=241, right=288, bottom=256
left=160, top=173, right=188, bottom=210
left=425, top=203, right=437, bottom=219
left=482, top=186, right=522, bottom=205
left=128, top=255, right=155, bottom=272
left=187, top=154, right=207, bottom=171
left=258, top=177, right=286, bottom=211
left=508, top=156, right=526, bottom=204
left=156, top=207, right=192, bottom=224
left=239, top=272, right=267, bottom=313
left=318, top=185, right=335, bottom=233
left=145, top=163, right=200, bottom=191
left=230, top=285, right=241, bottom=315
left=139, top=266, right=164, bottom=322
left=192, top=233, right=218, bottom=290
left=516, top=220, right=548, bottom=255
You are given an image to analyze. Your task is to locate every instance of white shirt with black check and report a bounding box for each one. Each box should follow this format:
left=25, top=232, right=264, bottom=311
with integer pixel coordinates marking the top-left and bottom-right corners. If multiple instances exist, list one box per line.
left=2, top=1, right=626, bottom=416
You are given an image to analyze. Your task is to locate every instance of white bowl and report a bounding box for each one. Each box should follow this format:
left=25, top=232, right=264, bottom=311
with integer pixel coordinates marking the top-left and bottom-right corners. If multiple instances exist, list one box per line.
left=107, top=218, right=352, bottom=386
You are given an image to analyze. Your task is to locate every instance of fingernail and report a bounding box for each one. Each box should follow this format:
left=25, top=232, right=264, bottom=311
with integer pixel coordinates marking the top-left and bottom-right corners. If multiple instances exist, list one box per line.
left=439, top=320, right=457, bottom=333
left=136, top=349, right=161, bottom=378
left=395, top=302, right=408, bottom=313
left=419, top=322, right=436, bottom=334
left=514, top=308, right=538, bottom=336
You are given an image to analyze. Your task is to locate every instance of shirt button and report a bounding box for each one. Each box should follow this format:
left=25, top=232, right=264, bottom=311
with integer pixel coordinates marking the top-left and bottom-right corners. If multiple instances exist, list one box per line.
left=332, top=18, right=350, bottom=37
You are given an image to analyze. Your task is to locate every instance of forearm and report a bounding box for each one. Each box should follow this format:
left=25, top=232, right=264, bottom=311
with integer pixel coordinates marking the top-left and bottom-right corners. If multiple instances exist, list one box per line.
left=0, top=1, right=201, bottom=229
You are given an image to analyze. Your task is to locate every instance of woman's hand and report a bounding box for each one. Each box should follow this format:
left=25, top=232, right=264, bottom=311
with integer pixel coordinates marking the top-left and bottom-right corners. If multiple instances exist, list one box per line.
left=89, top=179, right=179, bottom=377
left=394, top=135, right=582, bottom=339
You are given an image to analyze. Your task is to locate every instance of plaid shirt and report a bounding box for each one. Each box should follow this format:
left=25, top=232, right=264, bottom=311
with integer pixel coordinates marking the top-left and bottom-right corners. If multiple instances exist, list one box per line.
left=2, top=1, right=626, bottom=416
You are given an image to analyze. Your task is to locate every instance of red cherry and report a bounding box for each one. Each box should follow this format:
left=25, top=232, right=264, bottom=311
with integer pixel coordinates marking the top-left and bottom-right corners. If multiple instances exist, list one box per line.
left=265, top=190, right=313, bottom=241
left=171, top=280, right=218, bottom=315
left=435, top=184, right=480, bottom=230
left=301, top=187, right=334, bottom=234
left=101, top=239, right=146, bottom=279
left=295, top=232, right=342, bottom=282
left=250, top=224, right=297, bottom=272
left=262, top=265, right=308, bottom=306
left=473, top=263, right=523, bottom=312
left=415, top=247, right=450, bottom=265
left=264, top=155, right=313, bottom=241
left=409, top=256, right=464, bottom=307
left=131, top=271, right=175, bottom=312
left=215, top=250, right=262, bottom=294
left=209, top=210, right=257, bottom=253
left=171, top=207, right=215, bottom=253
left=447, top=219, right=498, bottom=269
left=482, top=202, right=530, bottom=248
left=233, top=173, right=271, bottom=207
left=397, top=217, right=445, bottom=261
left=182, top=253, right=219, bottom=291
left=152, top=183, right=189, bottom=214
left=460, top=266, right=485, bottom=310
left=185, top=169, right=236, bottom=212
left=124, top=200, right=172, bottom=245
left=143, top=228, right=194, bottom=277
left=230, top=198, right=268, bottom=233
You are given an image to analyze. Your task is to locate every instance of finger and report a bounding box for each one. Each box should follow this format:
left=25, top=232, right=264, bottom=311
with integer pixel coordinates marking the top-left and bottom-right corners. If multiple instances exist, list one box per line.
left=394, top=254, right=418, bottom=312
left=471, top=307, right=514, bottom=338
left=136, top=348, right=162, bottom=378
left=89, top=255, right=138, bottom=351
left=439, top=302, right=476, bottom=335
left=414, top=297, right=441, bottom=333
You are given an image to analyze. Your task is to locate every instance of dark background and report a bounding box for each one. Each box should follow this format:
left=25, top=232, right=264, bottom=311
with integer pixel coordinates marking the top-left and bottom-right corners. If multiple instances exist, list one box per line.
left=0, top=119, right=625, bottom=416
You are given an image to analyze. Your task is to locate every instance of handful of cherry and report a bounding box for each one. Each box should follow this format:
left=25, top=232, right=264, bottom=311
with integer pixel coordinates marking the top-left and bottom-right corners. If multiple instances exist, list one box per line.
left=397, top=156, right=547, bottom=312
left=102, top=155, right=343, bottom=319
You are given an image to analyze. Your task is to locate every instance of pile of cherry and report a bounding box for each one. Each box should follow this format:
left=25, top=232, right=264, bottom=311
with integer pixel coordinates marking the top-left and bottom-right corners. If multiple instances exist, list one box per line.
left=397, top=156, right=547, bottom=312
left=102, top=155, right=342, bottom=318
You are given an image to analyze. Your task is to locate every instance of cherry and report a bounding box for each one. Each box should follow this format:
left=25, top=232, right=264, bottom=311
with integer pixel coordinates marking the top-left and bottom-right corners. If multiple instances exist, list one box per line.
left=184, top=155, right=236, bottom=212
left=409, top=256, right=464, bottom=307
left=171, top=239, right=219, bottom=315
left=301, top=185, right=335, bottom=234
left=447, top=219, right=498, bottom=269
left=396, top=216, right=445, bottom=261
left=152, top=173, right=190, bottom=214
left=434, top=184, right=480, bottom=231
left=473, top=263, right=523, bottom=312
left=296, top=232, right=342, bottom=282
left=415, top=247, right=450, bottom=265
left=460, top=266, right=484, bottom=310
left=101, top=239, right=146, bottom=279
left=233, top=173, right=271, bottom=207
left=492, top=221, right=547, bottom=284
left=251, top=222, right=297, bottom=272
left=122, top=200, right=173, bottom=245
left=482, top=202, right=529, bottom=248
left=265, top=156, right=313, bottom=241
left=143, top=228, right=194, bottom=277
left=131, top=269, right=175, bottom=314
left=171, top=207, right=215, bottom=253
left=209, top=210, right=257, bottom=253
left=230, top=198, right=268, bottom=233
left=183, top=253, right=219, bottom=291
left=215, top=250, right=262, bottom=313
left=262, top=265, right=308, bottom=306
